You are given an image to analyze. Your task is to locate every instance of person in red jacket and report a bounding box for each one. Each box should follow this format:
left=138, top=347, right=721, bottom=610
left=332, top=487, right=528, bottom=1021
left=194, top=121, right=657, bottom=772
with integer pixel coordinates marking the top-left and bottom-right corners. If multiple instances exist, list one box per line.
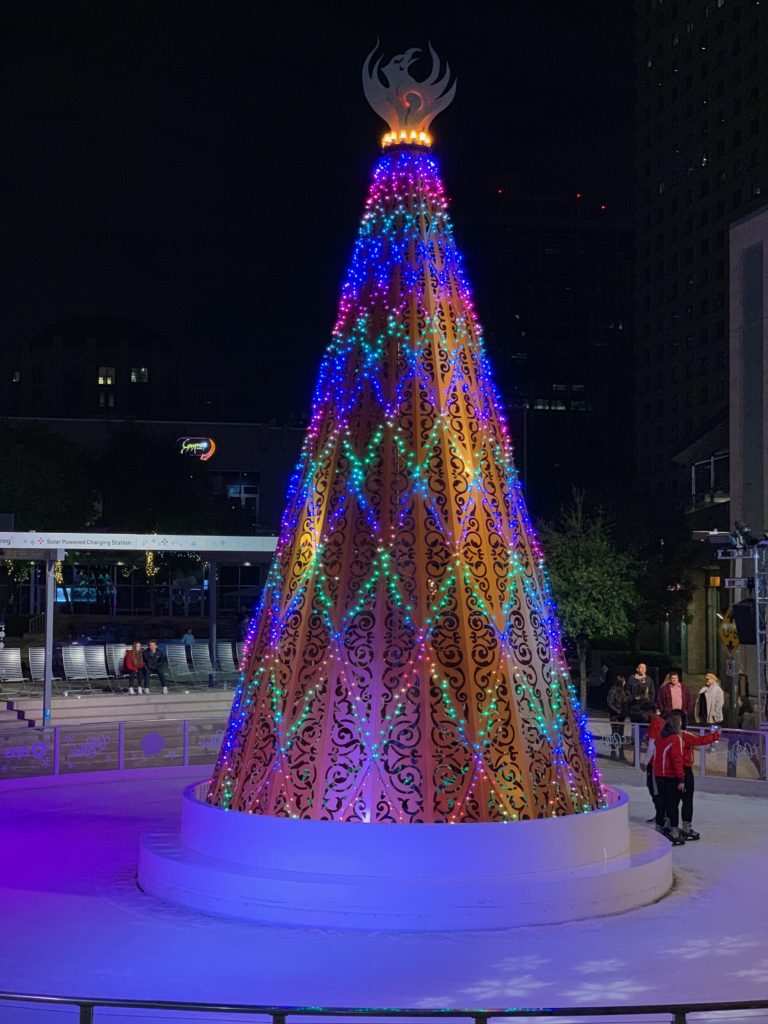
left=679, top=719, right=720, bottom=840
left=653, top=713, right=687, bottom=846
left=656, top=671, right=694, bottom=725
left=124, top=641, right=146, bottom=695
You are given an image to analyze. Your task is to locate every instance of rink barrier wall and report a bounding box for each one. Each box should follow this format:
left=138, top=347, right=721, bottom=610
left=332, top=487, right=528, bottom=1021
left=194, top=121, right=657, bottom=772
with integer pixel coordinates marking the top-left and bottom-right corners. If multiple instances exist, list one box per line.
left=1, top=988, right=768, bottom=1024
left=0, top=715, right=765, bottom=791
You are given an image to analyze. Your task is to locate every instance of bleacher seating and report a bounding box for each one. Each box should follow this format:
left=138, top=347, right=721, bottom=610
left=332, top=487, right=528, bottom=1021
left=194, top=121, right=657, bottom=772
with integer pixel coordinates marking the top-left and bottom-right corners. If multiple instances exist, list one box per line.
left=2, top=639, right=240, bottom=700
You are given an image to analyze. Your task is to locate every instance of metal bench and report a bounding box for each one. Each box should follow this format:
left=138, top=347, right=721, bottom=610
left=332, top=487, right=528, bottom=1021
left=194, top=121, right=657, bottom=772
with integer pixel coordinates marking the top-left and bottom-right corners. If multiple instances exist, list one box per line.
left=28, top=646, right=63, bottom=694
left=165, top=645, right=199, bottom=688
left=216, top=641, right=239, bottom=681
left=191, top=643, right=225, bottom=686
left=84, top=645, right=115, bottom=690
left=61, top=646, right=92, bottom=692
left=0, top=648, right=28, bottom=692
left=105, top=644, right=128, bottom=680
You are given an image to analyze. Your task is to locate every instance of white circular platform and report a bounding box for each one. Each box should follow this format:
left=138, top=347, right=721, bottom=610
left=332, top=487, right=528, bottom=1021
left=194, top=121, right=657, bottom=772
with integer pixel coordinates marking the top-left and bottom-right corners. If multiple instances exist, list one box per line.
left=138, top=782, right=672, bottom=929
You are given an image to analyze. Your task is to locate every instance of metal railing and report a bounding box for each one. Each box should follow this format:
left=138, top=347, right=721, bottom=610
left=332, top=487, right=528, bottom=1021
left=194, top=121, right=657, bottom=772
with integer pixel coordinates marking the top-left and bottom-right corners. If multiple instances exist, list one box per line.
left=0, top=716, right=226, bottom=781
left=1, top=992, right=767, bottom=1024
left=1, top=714, right=766, bottom=785
left=589, top=719, right=767, bottom=783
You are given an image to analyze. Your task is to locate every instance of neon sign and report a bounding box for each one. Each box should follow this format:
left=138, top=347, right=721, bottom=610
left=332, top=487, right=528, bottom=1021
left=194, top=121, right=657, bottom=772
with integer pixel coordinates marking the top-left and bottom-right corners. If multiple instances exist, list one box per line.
left=178, top=437, right=216, bottom=461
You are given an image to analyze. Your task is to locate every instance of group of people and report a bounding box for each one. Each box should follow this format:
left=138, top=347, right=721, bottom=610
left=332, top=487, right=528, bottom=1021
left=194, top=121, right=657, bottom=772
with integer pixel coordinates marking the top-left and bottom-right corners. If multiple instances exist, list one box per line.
left=123, top=640, right=168, bottom=695
left=604, top=662, right=727, bottom=846
left=606, top=663, right=724, bottom=761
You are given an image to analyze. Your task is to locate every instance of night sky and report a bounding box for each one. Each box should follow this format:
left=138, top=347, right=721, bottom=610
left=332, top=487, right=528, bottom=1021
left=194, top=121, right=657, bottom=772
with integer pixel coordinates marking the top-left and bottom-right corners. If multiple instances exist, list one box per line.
left=3, top=1, right=634, bottom=418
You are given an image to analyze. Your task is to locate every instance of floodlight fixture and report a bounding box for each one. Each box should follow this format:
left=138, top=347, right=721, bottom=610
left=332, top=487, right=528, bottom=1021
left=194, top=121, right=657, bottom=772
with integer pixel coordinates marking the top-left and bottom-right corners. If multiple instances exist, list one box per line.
left=692, top=530, right=735, bottom=544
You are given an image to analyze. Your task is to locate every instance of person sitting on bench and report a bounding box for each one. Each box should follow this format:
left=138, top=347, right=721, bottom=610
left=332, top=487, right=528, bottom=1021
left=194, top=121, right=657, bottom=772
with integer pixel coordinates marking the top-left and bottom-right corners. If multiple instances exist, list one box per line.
left=124, top=642, right=146, bottom=695
left=144, top=640, right=168, bottom=694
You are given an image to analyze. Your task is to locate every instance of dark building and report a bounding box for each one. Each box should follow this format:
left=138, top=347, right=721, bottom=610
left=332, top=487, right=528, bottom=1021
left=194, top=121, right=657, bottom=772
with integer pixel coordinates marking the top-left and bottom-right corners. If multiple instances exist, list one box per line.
left=0, top=315, right=305, bottom=536
left=0, top=314, right=236, bottom=422
left=1, top=315, right=185, bottom=418
left=633, top=0, right=767, bottom=513
left=460, top=182, right=634, bottom=517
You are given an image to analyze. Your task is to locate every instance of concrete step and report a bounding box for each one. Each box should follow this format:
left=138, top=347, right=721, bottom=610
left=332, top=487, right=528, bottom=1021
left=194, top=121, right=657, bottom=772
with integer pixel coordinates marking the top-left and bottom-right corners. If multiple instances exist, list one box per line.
left=31, top=710, right=231, bottom=727
left=0, top=711, right=34, bottom=731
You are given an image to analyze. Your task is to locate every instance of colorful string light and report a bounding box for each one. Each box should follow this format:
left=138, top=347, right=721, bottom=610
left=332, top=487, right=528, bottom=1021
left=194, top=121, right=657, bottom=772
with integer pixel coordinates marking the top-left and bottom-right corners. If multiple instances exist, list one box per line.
left=208, top=146, right=605, bottom=822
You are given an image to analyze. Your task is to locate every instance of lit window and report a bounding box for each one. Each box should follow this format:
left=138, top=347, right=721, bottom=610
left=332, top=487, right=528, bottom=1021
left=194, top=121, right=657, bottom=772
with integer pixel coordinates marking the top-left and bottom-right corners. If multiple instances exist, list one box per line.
left=551, top=384, right=567, bottom=392
left=572, top=384, right=585, bottom=392
left=11, top=371, right=20, bottom=383
left=97, top=366, right=115, bottom=386
left=551, top=399, right=567, bottom=411
left=98, top=390, right=115, bottom=409
left=571, top=401, right=588, bottom=411
left=130, top=367, right=149, bottom=384
left=533, top=398, right=550, bottom=410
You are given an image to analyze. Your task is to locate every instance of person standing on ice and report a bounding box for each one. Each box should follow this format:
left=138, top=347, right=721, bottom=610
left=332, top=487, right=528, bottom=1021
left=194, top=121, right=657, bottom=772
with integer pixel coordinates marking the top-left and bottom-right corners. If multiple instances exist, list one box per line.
left=653, top=713, right=687, bottom=846
left=642, top=709, right=666, bottom=829
left=679, top=716, right=720, bottom=840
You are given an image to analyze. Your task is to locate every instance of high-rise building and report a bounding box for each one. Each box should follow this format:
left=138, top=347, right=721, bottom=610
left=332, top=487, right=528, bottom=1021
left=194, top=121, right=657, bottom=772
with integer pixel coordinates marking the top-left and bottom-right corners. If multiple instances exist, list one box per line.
left=634, top=0, right=767, bottom=514
left=730, top=203, right=768, bottom=534
left=461, top=183, right=634, bottom=517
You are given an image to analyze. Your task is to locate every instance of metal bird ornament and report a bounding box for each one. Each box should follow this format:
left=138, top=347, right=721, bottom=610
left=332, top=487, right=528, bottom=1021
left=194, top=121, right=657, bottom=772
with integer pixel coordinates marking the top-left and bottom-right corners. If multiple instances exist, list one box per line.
left=363, top=42, right=457, bottom=139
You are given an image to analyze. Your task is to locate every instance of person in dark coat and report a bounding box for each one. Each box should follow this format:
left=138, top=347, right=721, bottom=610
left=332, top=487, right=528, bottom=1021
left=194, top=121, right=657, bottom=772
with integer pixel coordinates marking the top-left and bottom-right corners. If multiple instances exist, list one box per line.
left=606, top=675, right=629, bottom=761
left=143, top=640, right=168, bottom=694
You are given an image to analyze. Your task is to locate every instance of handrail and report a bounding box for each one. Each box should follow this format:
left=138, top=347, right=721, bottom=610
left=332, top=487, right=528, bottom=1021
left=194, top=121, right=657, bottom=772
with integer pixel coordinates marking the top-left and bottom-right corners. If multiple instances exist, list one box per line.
left=1, top=991, right=767, bottom=1023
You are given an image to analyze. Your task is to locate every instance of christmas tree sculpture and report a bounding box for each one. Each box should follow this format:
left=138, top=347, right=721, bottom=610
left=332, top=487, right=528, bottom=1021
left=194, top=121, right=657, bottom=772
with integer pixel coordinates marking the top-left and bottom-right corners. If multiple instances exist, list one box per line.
left=208, top=46, right=603, bottom=823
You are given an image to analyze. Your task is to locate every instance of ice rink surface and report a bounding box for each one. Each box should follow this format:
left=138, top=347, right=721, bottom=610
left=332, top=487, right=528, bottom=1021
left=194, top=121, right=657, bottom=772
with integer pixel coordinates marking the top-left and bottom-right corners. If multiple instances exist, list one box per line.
left=1, top=768, right=766, bottom=1023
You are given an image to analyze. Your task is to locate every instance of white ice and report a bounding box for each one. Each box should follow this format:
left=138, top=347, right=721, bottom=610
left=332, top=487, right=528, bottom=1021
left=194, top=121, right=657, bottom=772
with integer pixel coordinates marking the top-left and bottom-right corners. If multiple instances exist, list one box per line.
left=0, top=768, right=766, bottom=1024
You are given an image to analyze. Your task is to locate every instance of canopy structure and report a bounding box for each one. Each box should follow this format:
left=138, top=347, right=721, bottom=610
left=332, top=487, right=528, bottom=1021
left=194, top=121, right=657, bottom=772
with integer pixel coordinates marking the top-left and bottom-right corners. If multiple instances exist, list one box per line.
left=0, top=531, right=277, bottom=723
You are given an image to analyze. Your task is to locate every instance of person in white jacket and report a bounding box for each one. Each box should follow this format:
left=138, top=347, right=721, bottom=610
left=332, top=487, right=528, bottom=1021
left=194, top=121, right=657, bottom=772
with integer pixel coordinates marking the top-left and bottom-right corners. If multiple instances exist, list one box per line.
left=696, top=672, right=725, bottom=724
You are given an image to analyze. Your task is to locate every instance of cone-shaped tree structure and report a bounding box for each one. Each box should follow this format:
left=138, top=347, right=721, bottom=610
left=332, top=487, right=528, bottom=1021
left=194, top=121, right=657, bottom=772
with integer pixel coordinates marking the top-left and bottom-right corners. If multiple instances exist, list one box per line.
left=208, top=115, right=603, bottom=824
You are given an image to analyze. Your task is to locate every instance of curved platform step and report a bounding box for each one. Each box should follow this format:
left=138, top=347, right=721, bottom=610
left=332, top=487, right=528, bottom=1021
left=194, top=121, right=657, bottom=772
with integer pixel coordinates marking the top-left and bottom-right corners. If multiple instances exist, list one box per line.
left=139, top=784, right=672, bottom=930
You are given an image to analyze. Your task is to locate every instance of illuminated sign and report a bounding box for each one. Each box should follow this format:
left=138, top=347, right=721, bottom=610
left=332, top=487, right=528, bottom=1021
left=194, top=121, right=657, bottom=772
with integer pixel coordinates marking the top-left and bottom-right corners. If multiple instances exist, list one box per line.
left=178, top=437, right=216, bottom=461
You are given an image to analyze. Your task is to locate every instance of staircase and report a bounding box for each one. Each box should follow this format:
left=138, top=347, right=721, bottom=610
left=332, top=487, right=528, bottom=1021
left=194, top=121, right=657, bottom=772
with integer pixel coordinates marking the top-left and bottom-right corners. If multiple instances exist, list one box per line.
left=5, top=690, right=234, bottom=729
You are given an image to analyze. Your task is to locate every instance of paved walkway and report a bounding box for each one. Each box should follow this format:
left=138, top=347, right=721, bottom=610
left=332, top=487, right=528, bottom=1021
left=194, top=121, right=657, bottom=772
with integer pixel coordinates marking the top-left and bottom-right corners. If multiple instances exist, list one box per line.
left=0, top=768, right=767, bottom=1023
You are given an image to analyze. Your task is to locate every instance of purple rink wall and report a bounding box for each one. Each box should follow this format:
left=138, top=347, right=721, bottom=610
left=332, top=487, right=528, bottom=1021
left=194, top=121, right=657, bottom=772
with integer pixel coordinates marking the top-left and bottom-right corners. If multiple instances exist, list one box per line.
left=139, top=782, right=672, bottom=929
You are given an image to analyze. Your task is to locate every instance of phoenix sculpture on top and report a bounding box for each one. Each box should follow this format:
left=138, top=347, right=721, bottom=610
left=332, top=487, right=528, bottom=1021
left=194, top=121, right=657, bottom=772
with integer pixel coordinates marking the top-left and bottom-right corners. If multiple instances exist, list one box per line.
left=362, top=43, right=457, bottom=146
left=207, top=46, right=603, bottom=824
